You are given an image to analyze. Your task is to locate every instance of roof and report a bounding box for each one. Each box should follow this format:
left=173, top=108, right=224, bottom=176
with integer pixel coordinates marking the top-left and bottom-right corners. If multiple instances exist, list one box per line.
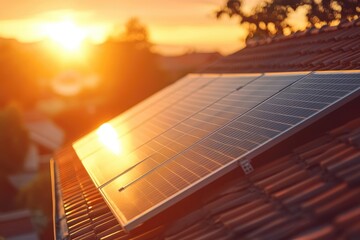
left=162, top=116, right=360, bottom=239
left=201, top=20, right=360, bottom=73
left=52, top=22, right=360, bottom=239
left=0, top=175, right=17, bottom=212
left=0, top=210, right=39, bottom=240
left=53, top=111, right=360, bottom=239
left=24, top=111, right=65, bottom=151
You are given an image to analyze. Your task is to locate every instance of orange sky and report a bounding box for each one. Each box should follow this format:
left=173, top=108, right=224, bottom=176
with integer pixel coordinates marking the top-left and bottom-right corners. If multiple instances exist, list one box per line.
left=0, top=0, right=259, bottom=55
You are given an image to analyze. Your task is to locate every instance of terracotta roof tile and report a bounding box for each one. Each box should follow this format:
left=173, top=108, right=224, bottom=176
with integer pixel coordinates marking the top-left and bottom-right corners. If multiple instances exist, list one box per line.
left=315, top=187, right=360, bottom=217
left=282, top=181, right=329, bottom=206
left=346, top=222, right=360, bottom=238
left=335, top=205, right=360, bottom=228
left=293, top=224, right=336, bottom=239
left=201, top=24, right=360, bottom=73
left=300, top=182, right=348, bottom=210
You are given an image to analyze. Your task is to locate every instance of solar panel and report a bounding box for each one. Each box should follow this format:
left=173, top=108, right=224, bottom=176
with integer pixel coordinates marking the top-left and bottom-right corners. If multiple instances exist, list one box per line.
left=74, top=74, right=236, bottom=159
left=73, top=70, right=360, bottom=231
left=79, top=73, right=306, bottom=187
left=77, top=73, right=266, bottom=186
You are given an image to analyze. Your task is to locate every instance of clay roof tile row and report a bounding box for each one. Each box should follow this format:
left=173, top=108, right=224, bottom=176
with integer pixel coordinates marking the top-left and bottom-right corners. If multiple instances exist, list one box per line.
left=202, top=22, right=360, bottom=73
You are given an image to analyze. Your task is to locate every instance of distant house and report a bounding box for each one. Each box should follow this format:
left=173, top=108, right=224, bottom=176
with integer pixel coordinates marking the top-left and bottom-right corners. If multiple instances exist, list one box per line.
left=9, top=111, right=64, bottom=190
left=24, top=110, right=65, bottom=154
left=0, top=175, right=17, bottom=212
left=2, top=111, right=64, bottom=239
left=52, top=20, right=360, bottom=239
left=0, top=210, right=39, bottom=240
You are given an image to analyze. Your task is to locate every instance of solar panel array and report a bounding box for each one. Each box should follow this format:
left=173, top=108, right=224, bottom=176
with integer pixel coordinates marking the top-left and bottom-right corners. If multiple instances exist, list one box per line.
left=72, top=71, right=360, bottom=231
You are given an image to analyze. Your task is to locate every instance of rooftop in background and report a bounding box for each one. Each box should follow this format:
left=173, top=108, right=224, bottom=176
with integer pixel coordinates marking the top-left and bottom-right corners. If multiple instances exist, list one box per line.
left=0, top=210, right=39, bottom=240
left=24, top=110, right=65, bottom=152
left=202, top=19, right=360, bottom=73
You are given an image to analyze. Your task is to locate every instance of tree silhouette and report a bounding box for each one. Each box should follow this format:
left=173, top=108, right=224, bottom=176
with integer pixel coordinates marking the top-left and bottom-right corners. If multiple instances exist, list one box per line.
left=94, top=18, right=165, bottom=111
left=0, top=39, right=41, bottom=107
left=216, top=0, right=360, bottom=40
left=110, top=18, right=151, bottom=49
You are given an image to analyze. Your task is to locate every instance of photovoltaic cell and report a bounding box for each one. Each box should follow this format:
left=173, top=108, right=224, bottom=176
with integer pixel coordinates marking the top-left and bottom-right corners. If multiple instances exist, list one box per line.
left=97, top=71, right=360, bottom=230
left=74, top=74, right=216, bottom=159
left=77, top=74, right=263, bottom=186
left=96, top=73, right=305, bottom=188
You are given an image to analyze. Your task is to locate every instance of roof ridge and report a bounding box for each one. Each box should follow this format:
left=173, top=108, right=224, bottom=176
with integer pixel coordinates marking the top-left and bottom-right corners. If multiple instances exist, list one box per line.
left=246, top=19, right=359, bottom=48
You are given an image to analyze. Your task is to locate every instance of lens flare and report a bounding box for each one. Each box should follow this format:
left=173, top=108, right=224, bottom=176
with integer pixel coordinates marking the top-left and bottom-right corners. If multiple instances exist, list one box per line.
left=96, top=123, right=122, bottom=155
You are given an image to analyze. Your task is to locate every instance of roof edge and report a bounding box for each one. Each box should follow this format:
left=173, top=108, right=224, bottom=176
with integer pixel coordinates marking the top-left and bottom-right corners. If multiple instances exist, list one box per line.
left=50, top=158, right=69, bottom=240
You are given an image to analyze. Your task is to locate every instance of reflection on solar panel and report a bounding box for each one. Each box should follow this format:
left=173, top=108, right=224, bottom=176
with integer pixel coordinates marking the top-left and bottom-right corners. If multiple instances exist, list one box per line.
left=72, top=70, right=360, bottom=231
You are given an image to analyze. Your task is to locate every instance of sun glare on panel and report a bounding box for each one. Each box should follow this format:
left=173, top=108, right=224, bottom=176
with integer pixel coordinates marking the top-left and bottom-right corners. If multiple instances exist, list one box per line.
left=40, top=19, right=87, bottom=52
left=96, top=123, right=123, bottom=155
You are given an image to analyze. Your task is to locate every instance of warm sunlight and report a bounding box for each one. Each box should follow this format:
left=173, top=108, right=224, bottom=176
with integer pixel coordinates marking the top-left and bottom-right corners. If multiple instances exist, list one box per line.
left=0, top=2, right=247, bottom=55
left=96, top=123, right=123, bottom=155
left=40, top=18, right=87, bottom=52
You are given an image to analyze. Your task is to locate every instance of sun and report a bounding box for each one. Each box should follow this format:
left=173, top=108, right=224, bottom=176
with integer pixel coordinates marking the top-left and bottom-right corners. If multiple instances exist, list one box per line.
left=40, top=19, right=87, bottom=52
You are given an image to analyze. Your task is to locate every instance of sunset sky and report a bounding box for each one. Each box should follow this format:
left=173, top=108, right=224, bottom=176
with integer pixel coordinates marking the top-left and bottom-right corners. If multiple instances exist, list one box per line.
left=0, top=0, right=261, bottom=55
